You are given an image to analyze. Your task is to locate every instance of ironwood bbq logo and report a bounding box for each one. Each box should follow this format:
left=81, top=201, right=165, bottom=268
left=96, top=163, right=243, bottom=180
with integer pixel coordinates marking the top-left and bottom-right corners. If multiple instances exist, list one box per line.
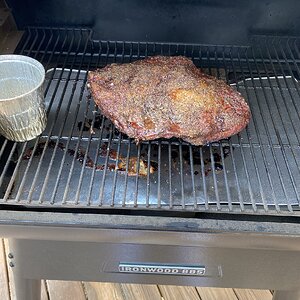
left=118, top=263, right=205, bottom=276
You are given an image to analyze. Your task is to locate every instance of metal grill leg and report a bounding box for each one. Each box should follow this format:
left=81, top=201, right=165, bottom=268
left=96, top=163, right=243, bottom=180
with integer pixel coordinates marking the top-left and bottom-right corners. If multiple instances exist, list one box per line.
left=13, top=277, right=41, bottom=300
left=273, top=290, right=300, bottom=300
left=8, top=239, right=41, bottom=300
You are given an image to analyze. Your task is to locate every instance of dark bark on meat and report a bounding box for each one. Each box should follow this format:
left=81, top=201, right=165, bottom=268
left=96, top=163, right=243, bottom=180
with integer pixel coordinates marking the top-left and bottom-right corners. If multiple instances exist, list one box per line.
left=88, top=56, right=250, bottom=145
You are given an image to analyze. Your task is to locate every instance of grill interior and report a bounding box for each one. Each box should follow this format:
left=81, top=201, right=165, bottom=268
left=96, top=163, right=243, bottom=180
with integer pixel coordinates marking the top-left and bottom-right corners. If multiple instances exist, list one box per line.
left=1, top=27, right=300, bottom=215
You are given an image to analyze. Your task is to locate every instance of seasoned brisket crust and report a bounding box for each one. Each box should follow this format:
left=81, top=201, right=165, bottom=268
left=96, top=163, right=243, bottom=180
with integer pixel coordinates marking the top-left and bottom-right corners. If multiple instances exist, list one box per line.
left=87, top=56, right=250, bottom=145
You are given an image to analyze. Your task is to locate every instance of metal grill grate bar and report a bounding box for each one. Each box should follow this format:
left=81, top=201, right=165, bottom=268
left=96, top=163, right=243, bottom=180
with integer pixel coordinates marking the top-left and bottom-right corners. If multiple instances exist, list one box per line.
left=213, top=50, right=233, bottom=210
left=224, top=50, right=256, bottom=211
left=168, top=143, right=173, bottom=209
left=33, top=31, right=91, bottom=204
left=235, top=49, right=270, bottom=212
left=2, top=28, right=61, bottom=202
left=249, top=45, right=296, bottom=211
left=157, top=142, right=162, bottom=208
left=1, top=28, right=300, bottom=215
left=243, top=49, right=281, bottom=211
left=44, top=43, right=93, bottom=204
left=13, top=29, right=79, bottom=203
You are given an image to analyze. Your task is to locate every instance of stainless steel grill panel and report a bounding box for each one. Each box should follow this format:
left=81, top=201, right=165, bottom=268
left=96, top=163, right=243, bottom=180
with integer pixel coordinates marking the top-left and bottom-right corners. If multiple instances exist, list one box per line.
left=1, top=27, right=300, bottom=214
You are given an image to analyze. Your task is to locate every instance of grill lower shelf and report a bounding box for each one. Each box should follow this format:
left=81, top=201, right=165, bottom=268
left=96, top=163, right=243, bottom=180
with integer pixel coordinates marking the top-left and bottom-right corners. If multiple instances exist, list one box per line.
left=1, top=27, right=300, bottom=215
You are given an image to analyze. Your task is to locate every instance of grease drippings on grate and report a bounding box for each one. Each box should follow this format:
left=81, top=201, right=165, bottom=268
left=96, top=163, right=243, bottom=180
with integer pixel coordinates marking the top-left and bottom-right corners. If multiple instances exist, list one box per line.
left=169, top=144, right=231, bottom=177
left=22, top=138, right=231, bottom=178
left=77, top=115, right=103, bottom=133
left=22, top=140, right=159, bottom=176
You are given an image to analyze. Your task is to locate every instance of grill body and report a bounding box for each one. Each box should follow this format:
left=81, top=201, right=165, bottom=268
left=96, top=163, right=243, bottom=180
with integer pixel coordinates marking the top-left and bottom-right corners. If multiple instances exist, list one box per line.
left=6, top=0, right=300, bottom=45
left=1, top=1, right=300, bottom=299
left=2, top=211, right=300, bottom=300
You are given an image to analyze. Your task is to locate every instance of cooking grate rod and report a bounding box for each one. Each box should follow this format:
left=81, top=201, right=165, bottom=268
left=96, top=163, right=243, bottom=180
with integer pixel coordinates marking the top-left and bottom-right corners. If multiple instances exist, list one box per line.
left=244, top=48, right=285, bottom=211
left=212, top=54, right=233, bottom=211
left=28, top=31, right=90, bottom=203
left=1, top=27, right=61, bottom=201
left=236, top=49, right=273, bottom=211
left=39, top=35, right=88, bottom=204
left=21, top=50, right=300, bottom=66
left=222, top=51, right=252, bottom=211
left=1, top=27, right=300, bottom=215
left=12, top=30, right=80, bottom=203
left=260, top=43, right=300, bottom=208
left=249, top=43, right=298, bottom=211
left=38, top=135, right=300, bottom=150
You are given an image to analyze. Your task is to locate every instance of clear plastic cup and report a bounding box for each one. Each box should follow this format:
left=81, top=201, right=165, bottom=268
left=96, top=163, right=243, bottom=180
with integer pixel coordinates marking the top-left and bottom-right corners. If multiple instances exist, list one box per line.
left=0, top=55, right=47, bottom=142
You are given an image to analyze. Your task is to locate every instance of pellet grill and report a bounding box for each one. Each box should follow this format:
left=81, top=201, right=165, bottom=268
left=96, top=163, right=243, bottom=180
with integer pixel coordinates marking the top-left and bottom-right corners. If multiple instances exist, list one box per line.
left=1, top=0, right=300, bottom=299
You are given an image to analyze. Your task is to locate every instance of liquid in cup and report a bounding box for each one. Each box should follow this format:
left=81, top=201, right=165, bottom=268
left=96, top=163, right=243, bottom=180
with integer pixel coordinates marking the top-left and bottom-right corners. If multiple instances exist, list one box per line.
left=0, top=55, right=47, bottom=142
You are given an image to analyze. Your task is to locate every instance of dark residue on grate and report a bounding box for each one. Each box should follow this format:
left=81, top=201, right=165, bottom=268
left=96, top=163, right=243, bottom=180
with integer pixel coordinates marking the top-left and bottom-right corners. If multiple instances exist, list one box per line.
left=23, top=141, right=65, bottom=160
left=170, top=144, right=231, bottom=176
left=77, top=115, right=103, bottom=132
left=22, top=139, right=230, bottom=178
left=22, top=141, right=158, bottom=176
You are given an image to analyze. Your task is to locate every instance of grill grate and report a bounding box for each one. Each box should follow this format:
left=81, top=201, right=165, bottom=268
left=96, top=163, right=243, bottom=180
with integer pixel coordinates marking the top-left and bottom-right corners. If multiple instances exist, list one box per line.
left=1, top=27, right=300, bottom=215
